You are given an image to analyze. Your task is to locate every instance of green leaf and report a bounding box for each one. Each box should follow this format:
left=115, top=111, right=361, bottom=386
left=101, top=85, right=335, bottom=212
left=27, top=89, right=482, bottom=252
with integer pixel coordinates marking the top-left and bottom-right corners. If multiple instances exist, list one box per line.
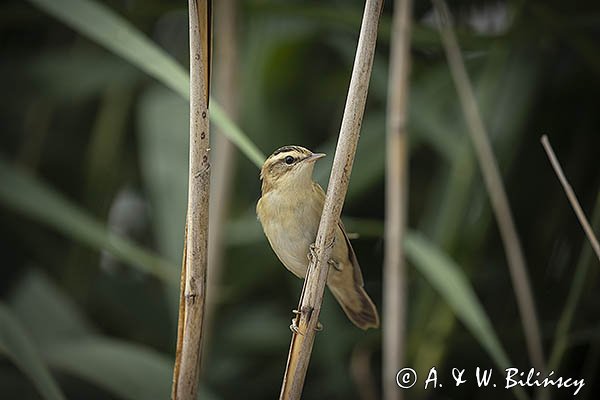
left=404, top=233, right=511, bottom=370
left=0, top=303, right=67, bottom=400
left=0, top=159, right=178, bottom=284
left=42, top=336, right=218, bottom=400
left=26, top=0, right=265, bottom=168
left=10, top=270, right=95, bottom=344
left=43, top=337, right=172, bottom=400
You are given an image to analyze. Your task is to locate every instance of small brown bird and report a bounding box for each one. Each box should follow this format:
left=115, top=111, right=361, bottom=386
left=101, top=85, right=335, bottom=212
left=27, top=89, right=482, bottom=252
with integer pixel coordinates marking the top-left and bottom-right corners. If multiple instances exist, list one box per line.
left=256, top=145, right=379, bottom=330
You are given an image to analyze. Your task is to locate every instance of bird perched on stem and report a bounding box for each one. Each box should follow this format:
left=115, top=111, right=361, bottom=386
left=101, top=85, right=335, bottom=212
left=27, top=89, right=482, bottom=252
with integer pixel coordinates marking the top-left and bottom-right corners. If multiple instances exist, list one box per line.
left=256, top=145, right=379, bottom=330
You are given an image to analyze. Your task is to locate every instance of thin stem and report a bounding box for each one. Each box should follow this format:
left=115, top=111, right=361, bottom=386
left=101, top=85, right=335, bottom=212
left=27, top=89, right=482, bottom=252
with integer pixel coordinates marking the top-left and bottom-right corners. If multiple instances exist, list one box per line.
left=383, top=0, right=412, bottom=399
left=432, top=0, right=545, bottom=371
left=171, top=1, right=212, bottom=399
left=278, top=0, right=383, bottom=398
left=541, top=135, right=600, bottom=262
left=548, top=192, right=600, bottom=371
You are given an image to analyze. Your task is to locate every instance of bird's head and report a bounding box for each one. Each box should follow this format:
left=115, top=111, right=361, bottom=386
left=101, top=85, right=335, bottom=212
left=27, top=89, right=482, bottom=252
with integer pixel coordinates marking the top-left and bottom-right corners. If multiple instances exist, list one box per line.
left=260, top=145, right=326, bottom=193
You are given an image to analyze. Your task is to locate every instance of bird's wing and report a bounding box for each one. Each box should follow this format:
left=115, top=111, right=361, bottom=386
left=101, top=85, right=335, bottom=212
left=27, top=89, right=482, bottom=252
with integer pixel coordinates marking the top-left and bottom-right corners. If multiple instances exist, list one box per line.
left=312, top=182, right=365, bottom=287
left=338, top=219, right=365, bottom=286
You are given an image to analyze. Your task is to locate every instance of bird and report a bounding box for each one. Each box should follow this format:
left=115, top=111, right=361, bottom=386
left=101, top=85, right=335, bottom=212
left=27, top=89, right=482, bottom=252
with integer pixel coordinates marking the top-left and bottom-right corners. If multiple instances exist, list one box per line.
left=256, top=145, right=379, bottom=330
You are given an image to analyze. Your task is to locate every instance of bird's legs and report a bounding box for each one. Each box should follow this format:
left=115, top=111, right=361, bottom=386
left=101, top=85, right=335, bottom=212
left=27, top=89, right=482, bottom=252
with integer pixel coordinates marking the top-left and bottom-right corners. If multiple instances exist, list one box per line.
left=290, top=309, right=302, bottom=335
left=289, top=309, right=323, bottom=334
left=308, top=243, right=341, bottom=271
left=289, top=243, right=333, bottom=334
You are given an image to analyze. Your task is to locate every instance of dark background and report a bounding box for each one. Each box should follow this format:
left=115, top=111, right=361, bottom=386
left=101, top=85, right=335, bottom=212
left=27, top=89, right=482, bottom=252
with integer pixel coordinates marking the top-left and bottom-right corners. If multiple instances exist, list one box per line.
left=0, top=0, right=599, bottom=399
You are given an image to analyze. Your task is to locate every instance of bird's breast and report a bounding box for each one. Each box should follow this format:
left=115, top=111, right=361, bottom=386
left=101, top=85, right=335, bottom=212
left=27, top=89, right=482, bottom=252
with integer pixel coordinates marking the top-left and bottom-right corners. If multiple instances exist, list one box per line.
left=257, top=189, right=322, bottom=278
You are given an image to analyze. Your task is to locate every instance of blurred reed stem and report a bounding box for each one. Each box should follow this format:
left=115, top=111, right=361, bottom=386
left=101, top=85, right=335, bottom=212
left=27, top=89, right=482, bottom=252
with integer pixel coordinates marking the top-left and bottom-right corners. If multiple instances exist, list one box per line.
left=350, top=345, right=378, bottom=400
left=171, top=1, right=212, bottom=399
left=432, top=0, right=545, bottom=371
left=204, top=0, right=239, bottom=346
left=279, top=0, right=383, bottom=398
left=383, top=0, right=411, bottom=399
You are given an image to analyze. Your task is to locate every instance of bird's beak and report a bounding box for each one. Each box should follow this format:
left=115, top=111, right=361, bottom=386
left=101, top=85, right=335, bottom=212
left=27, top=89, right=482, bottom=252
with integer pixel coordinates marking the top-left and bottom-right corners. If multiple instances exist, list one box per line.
left=306, top=152, right=326, bottom=163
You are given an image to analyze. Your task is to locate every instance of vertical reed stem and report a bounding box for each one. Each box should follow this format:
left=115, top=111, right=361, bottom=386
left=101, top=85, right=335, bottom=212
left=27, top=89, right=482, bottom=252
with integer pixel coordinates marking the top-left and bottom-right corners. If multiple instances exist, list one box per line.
left=172, top=1, right=212, bottom=399
left=383, top=0, right=412, bottom=399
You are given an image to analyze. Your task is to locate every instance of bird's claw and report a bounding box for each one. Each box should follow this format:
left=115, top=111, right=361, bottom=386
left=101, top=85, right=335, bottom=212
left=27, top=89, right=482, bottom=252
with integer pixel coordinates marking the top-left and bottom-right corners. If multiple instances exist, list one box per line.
left=290, top=309, right=303, bottom=335
left=289, top=309, right=323, bottom=334
left=307, top=243, right=318, bottom=263
left=290, top=319, right=303, bottom=335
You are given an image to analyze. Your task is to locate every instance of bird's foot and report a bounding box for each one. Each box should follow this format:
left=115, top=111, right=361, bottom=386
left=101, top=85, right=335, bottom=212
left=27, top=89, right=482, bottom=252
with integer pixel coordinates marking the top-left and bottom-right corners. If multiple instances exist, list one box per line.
left=307, top=243, right=318, bottom=263
left=289, top=309, right=323, bottom=333
left=290, top=319, right=303, bottom=335
left=290, top=309, right=303, bottom=335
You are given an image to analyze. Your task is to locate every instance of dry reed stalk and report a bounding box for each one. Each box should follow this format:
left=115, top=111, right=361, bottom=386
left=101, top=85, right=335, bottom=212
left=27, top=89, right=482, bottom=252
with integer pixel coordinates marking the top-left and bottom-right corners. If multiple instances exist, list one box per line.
left=541, top=135, right=600, bottom=262
left=547, top=193, right=600, bottom=372
left=171, top=1, right=212, bottom=399
left=279, top=0, right=383, bottom=398
left=383, top=0, right=412, bottom=399
left=432, top=0, right=545, bottom=371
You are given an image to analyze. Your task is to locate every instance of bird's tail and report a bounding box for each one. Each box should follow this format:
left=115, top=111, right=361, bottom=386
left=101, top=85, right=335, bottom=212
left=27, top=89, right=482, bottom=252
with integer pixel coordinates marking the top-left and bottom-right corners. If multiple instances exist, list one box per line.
left=329, top=283, right=379, bottom=330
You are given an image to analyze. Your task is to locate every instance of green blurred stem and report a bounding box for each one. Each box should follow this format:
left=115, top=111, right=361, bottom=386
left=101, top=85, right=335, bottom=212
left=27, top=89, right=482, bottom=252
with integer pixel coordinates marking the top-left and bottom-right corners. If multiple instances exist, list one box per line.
left=548, top=193, right=600, bottom=371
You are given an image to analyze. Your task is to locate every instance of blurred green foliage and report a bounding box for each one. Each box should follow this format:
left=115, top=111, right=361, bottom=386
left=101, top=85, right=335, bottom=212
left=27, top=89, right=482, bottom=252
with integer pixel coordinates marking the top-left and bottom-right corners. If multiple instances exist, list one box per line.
left=0, top=0, right=599, bottom=399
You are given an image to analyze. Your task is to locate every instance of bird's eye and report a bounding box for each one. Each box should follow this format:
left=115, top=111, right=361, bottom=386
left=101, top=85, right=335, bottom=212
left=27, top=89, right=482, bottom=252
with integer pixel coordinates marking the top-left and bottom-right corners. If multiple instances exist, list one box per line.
left=284, top=156, right=295, bottom=165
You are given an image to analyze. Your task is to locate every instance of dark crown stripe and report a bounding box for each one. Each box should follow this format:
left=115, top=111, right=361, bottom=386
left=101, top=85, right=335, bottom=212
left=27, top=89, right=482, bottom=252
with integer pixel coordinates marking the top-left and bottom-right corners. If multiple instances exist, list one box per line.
left=271, top=145, right=304, bottom=157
